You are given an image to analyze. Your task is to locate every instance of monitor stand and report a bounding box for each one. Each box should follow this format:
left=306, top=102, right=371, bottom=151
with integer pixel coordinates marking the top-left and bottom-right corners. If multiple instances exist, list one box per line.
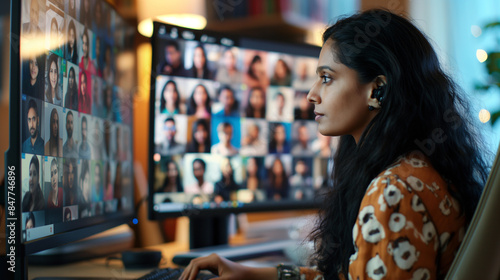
left=189, top=215, right=229, bottom=249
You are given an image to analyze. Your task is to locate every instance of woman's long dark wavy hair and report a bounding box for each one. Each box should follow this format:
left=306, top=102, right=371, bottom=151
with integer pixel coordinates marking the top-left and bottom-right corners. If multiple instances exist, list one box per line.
left=187, top=84, right=211, bottom=115
left=309, top=10, right=490, bottom=280
left=187, top=119, right=211, bottom=153
left=159, top=80, right=180, bottom=113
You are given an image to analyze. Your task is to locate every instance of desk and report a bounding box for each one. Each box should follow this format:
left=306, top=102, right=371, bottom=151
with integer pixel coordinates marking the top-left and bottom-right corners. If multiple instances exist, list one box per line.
left=28, top=240, right=292, bottom=279
left=28, top=240, right=188, bottom=279
left=28, top=214, right=309, bottom=279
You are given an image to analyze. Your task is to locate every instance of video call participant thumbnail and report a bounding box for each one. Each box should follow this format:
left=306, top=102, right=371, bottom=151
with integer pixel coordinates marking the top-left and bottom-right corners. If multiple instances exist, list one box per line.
left=23, top=54, right=45, bottom=100
left=22, top=154, right=45, bottom=212
left=211, top=122, right=238, bottom=156
left=156, top=117, right=185, bottom=155
left=47, top=158, right=63, bottom=208
left=157, top=40, right=188, bottom=77
left=45, top=107, right=63, bottom=157
left=63, top=158, right=78, bottom=206
left=184, top=158, right=214, bottom=197
left=63, top=110, right=79, bottom=158
left=23, top=98, right=45, bottom=155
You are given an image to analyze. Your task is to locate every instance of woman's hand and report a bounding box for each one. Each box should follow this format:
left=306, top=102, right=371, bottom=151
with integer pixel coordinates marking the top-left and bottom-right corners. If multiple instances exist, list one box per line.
left=179, top=253, right=277, bottom=280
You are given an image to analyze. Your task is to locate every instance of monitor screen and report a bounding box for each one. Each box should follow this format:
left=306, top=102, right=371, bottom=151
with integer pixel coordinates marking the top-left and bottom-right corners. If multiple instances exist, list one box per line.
left=149, top=22, right=338, bottom=218
left=7, top=0, right=135, bottom=265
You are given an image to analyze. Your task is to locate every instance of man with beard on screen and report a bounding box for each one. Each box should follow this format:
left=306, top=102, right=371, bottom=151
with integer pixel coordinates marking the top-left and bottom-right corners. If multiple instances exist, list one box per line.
left=22, top=99, right=44, bottom=155
left=63, top=110, right=79, bottom=158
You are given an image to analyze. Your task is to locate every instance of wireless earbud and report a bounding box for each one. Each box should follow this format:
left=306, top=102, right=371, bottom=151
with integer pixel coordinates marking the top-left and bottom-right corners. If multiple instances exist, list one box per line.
left=372, top=86, right=385, bottom=105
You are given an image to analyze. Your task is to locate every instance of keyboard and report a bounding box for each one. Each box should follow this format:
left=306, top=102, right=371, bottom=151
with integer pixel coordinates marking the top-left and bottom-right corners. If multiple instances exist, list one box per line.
left=137, top=267, right=216, bottom=280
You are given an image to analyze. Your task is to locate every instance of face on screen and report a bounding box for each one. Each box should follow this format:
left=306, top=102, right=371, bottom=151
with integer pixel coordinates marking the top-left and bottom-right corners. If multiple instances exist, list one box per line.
left=51, top=160, right=59, bottom=190
left=29, top=57, right=39, bottom=82
left=29, top=160, right=39, bottom=192
left=28, top=107, right=39, bottom=138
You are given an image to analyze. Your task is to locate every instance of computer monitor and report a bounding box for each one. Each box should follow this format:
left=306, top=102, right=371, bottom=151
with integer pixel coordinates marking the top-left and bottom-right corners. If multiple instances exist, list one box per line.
left=6, top=0, right=135, bottom=278
left=149, top=22, right=336, bottom=248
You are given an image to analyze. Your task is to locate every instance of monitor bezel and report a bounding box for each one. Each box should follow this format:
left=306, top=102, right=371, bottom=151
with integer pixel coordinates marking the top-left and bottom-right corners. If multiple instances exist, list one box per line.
left=148, top=21, right=323, bottom=220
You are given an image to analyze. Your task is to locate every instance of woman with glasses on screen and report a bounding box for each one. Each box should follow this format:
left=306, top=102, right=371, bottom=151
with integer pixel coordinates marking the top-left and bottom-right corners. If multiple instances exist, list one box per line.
left=45, top=54, right=62, bottom=106
left=180, top=10, right=489, bottom=280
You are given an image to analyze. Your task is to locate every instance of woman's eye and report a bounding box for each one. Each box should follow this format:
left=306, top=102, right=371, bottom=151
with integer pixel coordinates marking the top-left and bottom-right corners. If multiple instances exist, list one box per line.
left=320, top=75, right=331, bottom=83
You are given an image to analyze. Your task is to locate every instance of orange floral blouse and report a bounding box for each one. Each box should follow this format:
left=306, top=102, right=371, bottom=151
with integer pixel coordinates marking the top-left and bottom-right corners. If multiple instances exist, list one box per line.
left=299, top=152, right=466, bottom=280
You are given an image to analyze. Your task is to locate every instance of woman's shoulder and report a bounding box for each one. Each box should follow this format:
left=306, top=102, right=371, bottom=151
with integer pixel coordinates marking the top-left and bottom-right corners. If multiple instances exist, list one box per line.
left=375, top=151, right=442, bottom=186
left=364, top=151, right=462, bottom=221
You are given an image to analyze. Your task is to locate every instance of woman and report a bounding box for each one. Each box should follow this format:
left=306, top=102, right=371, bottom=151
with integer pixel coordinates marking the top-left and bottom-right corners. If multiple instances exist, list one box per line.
left=213, top=158, right=239, bottom=203
left=187, top=84, right=211, bottom=119
left=79, top=160, right=91, bottom=217
left=265, top=157, right=289, bottom=201
left=49, top=17, right=61, bottom=53
left=186, top=119, right=211, bottom=153
left=270, top=58, right=292, bottom=86
left=45, top=108, right=63, bottom=157
left=239, top=157, right=265, bottom=202
left=79, top=27, right=96, bottom=74
left=47, top=158, right=63, bottom=208
left=78, top=71, right=91, bottom=113
left=102, top=45, right=114, bottom=85
left=188, top=44, right=214, bottom=80
left=66, top=20, right=78, bottom=64
left=244, top=54, right=269, bottom=89
left=80, top=0, right=91, bottom=27
left=180, top=10, right=489, bottom=280
left=45, top=54, right=62, bottom=106
left=22, top=155, right=45, bottom=212
left=268, top=123, right=290, bottom=154
left=244, top=87, right=266, bottom=119
left=23, top=54, right=45, bottom=99
left=67, top=0, right=76, bottom=18
left=65, top=66, right=79, bottom=110
left=159, top=80, right=182, bottom=115
left=159, top=160, right=183, bottom=193
left=103, top=163, right=114, bottom=201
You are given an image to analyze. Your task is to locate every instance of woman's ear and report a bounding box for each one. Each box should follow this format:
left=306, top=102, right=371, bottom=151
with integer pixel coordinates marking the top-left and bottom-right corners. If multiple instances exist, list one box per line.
left=367, top=75, right=387, bottom=110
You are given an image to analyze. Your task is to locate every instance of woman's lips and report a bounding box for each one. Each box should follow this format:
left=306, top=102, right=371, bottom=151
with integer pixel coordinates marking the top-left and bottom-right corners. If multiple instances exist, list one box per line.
left=314, top=111, right=324, bottom=121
